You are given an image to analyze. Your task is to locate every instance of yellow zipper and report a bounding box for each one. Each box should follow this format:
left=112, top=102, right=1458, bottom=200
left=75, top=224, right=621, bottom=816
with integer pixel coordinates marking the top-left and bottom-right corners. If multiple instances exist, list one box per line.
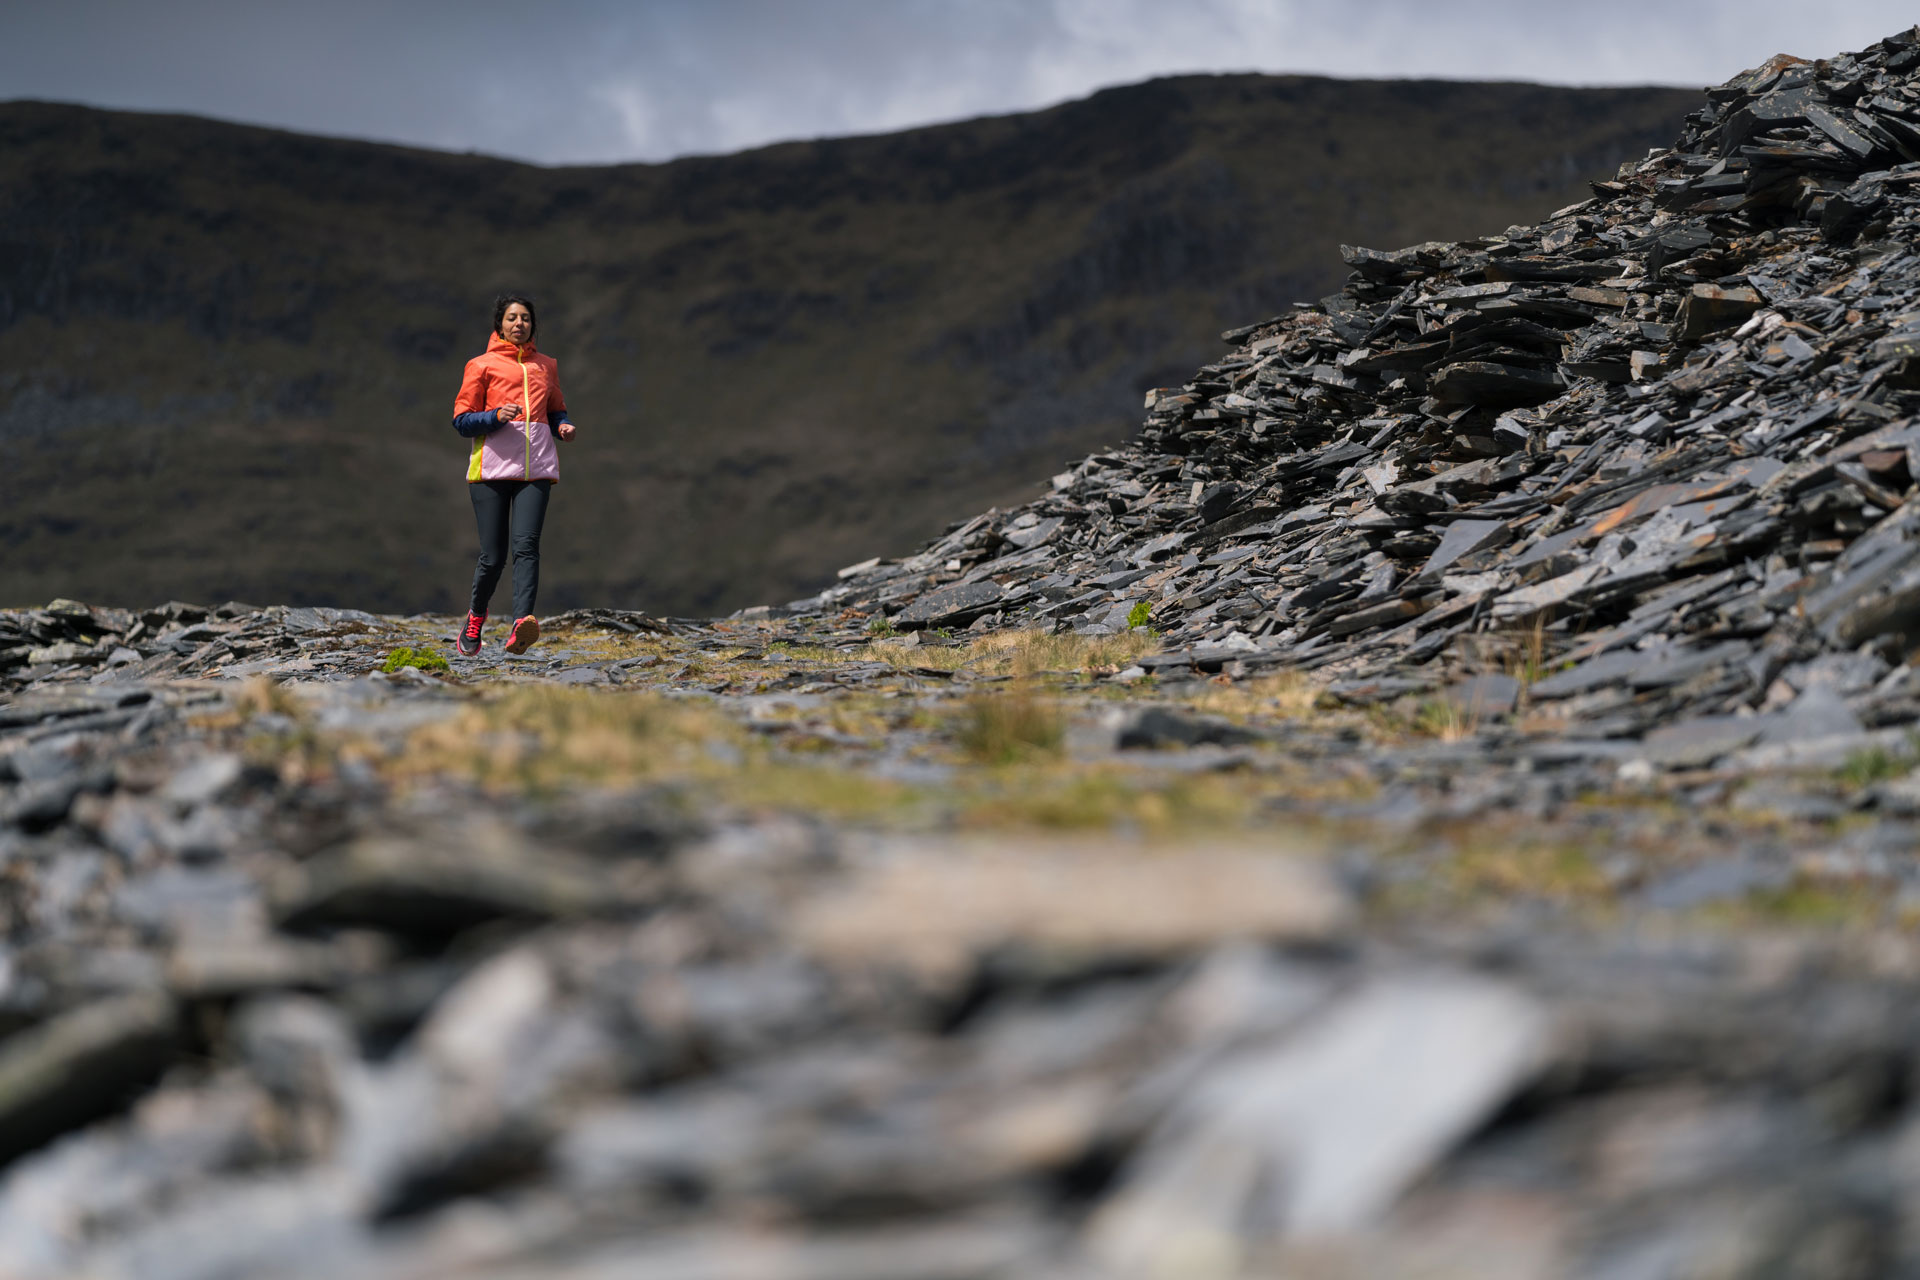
left=517, top=348, right=532, bottom=478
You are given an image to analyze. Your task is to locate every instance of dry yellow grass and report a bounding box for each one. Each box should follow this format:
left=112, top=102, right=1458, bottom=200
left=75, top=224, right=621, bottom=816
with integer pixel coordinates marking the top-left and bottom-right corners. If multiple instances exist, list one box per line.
left=400, top=686, right=920, bottom=820
left=404, top=686, right=740, bottom=789
left=866, top=639, right=973, bottom=672
left=1177, top=672, right=1325, bottom=722
left=954, top=766, right=1260, bottom=832
left=854, top=629, right=1158, bottom=678
left=359, top=677, right=1389, bottom=838
left=1445, top=839, right=1606, bottom=901
left=962, top=629, right=1160, bottom=678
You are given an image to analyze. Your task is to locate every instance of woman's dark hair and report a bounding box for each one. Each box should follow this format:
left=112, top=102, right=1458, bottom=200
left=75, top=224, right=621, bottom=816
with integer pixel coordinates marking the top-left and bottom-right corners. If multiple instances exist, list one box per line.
left=493, top=292, right=537, bottom=339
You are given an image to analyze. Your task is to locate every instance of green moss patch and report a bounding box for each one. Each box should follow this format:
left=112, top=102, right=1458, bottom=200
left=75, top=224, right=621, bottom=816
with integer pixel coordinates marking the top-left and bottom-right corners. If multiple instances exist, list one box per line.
left=382, top=646, right=451, bottom=674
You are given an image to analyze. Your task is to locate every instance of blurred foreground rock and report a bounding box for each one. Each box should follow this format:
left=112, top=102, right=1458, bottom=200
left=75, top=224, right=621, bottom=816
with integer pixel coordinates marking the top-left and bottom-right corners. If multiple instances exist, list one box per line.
left=0, top=614, right=1916, bottom=1278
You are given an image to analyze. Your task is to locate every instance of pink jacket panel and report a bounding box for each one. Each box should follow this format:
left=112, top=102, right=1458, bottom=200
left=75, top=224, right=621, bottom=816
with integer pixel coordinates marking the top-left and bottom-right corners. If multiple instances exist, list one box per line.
left=476, top=420, right=560, bottom=481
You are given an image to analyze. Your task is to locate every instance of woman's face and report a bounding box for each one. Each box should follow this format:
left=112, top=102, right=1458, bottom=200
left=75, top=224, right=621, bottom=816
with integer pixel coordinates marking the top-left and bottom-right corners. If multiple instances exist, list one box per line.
left=499, top=303, right=534, bottom=346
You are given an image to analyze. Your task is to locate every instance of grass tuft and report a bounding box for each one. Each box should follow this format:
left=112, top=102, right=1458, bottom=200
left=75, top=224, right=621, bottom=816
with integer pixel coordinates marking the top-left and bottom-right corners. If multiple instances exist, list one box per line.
left=237, top=675, right=304, bottom=719
left=956, top=689, right=1065, bottom=764
left=1410, top=697, right=1476, bottom=742
left=956, top=766, right=1256, bottom=830
left=1503, top=615, right=1552, bottom=687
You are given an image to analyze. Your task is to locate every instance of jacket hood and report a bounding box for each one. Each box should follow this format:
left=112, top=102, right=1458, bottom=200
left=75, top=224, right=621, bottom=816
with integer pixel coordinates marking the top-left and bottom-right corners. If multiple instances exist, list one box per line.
left=486, top=332, right=537, bottom=358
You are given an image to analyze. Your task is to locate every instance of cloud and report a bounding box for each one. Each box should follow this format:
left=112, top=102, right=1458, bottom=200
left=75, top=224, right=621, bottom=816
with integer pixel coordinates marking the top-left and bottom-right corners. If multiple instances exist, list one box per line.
left=4, top=0, right=1917, bottom=164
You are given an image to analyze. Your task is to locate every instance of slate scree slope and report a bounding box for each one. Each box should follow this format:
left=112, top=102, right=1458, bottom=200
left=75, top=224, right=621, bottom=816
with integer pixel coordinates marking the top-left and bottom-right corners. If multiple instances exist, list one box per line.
left=808, top=28, right=1920, bottom=756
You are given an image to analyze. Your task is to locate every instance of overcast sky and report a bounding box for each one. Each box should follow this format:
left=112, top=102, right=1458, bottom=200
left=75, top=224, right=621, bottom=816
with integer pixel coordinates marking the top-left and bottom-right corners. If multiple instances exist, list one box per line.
left=5, top=1, right=1917, bottom=165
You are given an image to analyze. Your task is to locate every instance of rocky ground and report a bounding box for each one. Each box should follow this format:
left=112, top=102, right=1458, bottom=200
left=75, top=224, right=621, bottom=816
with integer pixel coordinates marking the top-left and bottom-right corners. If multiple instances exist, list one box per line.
left=18, top=26, right=1920, bottom=1280
left=0, top=597, right=1917, bottom=1278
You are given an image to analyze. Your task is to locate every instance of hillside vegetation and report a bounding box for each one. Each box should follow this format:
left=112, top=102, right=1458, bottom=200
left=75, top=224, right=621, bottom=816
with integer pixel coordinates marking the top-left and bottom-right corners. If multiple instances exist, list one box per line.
left=0, top=77, right=1694, bottom=613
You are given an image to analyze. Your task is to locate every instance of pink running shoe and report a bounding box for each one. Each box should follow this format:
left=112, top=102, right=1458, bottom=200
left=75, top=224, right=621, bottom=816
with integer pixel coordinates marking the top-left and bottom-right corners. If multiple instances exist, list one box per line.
left=506, top=615, right=541, bottom=655
left=456, top=611, right=486, bottom=656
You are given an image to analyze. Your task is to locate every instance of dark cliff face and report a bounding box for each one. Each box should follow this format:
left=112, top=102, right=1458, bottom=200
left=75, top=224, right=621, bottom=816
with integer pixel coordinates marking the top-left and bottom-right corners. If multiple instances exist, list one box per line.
left=0, top=77, right=1696, bottom=614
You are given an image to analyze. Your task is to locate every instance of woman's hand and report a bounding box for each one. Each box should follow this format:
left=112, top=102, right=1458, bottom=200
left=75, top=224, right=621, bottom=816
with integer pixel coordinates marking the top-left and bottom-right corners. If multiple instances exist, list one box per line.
left=495, top=404, right=524, bottom=424
left=556, top=422, right=577, bottom=441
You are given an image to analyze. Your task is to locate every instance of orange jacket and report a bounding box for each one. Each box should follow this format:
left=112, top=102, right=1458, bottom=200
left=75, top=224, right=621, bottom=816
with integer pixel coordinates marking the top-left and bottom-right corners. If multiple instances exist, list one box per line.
left=453, top=333, right=567, bottom=482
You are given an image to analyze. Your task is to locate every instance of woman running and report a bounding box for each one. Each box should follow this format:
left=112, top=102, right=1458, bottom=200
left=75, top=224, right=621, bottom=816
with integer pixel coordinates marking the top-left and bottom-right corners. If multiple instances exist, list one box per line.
left=450, top=293, right=578, bottom=656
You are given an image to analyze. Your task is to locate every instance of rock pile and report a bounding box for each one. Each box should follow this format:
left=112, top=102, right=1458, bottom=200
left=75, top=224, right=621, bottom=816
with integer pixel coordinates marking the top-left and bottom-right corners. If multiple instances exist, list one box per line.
left=812, top=27, right=1920, bottom=766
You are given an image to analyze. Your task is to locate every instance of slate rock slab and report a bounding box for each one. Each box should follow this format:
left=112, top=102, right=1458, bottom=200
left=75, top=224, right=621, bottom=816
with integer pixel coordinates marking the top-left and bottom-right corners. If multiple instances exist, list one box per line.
left=897, top=582, right=1003, bottom=628
left=273, top=827, right=626, bottom=938
left=1113, top=706, right=1263, bottom=749
left=1638, top=716, right=1765, bottom=769
left=1089, top=973, right=1550, bottom=1263
left=1443, top=673, right=1522, bottom=718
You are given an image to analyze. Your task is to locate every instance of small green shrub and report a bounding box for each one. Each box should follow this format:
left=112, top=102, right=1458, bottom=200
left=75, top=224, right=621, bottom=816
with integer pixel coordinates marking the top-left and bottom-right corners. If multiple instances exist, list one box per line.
left=1838, top=745, right=1908, bottom=787
left=1126, top=601, right=1153, bottom=629
left=383, top=646, right=451, bottom=674
left=865, top=615, right=898, bottom=638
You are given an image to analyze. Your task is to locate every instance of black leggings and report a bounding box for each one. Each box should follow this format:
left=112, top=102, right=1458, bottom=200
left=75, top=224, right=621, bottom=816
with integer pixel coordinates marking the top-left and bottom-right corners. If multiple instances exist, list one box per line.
left=469, top=480, right=551, bottom=619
